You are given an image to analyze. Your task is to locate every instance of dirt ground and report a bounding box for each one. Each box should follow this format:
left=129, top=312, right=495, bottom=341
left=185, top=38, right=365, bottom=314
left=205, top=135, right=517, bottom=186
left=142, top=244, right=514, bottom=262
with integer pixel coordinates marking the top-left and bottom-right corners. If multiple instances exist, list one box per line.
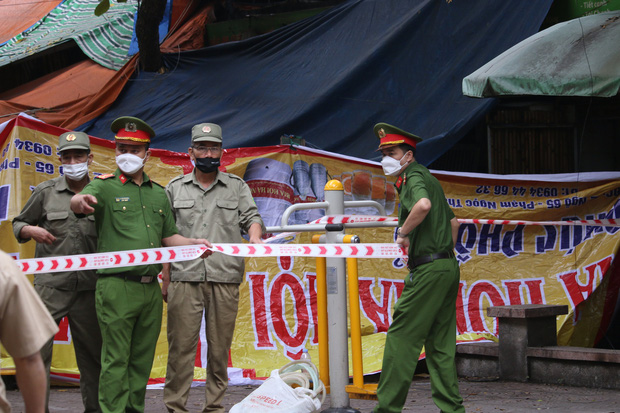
left=4, top=375, right=620, bottom=412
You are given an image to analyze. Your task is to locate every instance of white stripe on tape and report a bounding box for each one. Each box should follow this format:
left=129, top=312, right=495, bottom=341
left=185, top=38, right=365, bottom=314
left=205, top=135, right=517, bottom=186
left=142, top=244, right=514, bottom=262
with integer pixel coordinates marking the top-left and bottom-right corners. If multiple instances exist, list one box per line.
left=15, top=243, right=406, bottom=274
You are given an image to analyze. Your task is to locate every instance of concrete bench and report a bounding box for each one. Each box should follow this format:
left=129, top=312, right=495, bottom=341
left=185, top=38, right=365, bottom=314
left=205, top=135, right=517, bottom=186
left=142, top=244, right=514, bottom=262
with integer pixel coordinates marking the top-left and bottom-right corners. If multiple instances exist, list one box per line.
left=487, top=304, right=568, bottom=381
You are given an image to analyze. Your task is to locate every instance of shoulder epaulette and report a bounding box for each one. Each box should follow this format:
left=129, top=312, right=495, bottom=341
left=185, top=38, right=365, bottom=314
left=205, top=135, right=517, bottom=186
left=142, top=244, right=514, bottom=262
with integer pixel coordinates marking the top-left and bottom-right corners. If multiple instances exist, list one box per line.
left=96, top=173, right=115, bottom=180
left=167, top=174, right=185, bottom=185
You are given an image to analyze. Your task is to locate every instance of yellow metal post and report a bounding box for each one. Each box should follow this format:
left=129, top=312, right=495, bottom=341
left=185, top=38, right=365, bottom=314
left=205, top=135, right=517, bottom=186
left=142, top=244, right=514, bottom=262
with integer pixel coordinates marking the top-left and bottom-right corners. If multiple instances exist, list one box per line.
left=313, top=235, right=330, bottom=390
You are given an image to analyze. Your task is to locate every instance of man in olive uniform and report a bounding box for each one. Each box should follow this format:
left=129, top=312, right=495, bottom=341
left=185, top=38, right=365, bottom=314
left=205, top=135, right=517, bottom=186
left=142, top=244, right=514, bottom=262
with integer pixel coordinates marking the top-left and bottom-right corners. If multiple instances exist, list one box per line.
left=372, top=123, right=465, bottom=413
left=13, top=131, right=101, bottom=412
left=70, top=116, right=213, bottom=413
left=162, top=123, right=264, bottom=413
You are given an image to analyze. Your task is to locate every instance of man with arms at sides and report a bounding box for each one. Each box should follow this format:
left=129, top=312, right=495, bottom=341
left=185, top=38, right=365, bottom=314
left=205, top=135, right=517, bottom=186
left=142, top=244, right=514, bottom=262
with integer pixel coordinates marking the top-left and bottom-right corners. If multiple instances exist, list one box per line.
left=0, top=249, right=59, bottom=413
left=12, top=131, right=101, bottom=412
left=70, top=117, right=213, bottom=413
left=162, top=123, right=265, bottom=413
left=372, top=123, right=465, bottom=413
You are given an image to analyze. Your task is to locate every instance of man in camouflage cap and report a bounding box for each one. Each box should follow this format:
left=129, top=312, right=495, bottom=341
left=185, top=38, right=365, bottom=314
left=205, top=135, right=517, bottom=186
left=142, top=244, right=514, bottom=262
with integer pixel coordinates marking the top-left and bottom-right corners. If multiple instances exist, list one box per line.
left=13, top=130, right=101, bottom=412
left=71, top=116, right=213, bottom=413
left=373, top=123, right=465, bottom=413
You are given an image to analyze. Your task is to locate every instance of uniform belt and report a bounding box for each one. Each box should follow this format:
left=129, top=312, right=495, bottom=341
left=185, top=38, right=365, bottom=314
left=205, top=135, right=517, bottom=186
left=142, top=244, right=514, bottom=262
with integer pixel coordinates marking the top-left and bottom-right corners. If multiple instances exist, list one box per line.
left=102, top=273, right=155, bottom=284
left=408, top=251, right=454, bottom=271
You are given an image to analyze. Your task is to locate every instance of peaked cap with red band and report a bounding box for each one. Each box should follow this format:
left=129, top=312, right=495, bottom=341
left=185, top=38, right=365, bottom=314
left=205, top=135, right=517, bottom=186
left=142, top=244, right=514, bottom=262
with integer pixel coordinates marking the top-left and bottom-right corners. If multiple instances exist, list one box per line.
left=111, top=116, right=155, bottom=145
left=374, top=122, right=422, bottom=151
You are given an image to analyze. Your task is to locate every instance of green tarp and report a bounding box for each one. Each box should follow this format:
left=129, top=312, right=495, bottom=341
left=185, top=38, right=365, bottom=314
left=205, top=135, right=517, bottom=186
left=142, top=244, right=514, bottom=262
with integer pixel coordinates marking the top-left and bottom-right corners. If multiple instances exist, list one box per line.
left=0, top=0, right=137, bottom=70
left=463, top=10, right=620, bottom=98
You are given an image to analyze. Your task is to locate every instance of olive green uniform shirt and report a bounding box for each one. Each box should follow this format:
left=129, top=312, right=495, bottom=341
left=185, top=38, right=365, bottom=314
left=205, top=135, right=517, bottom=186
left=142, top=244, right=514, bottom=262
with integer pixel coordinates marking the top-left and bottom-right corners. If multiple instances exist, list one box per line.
left=13, top=176, right=98, bottom=291
left=80, top=169, right=178, bottom=277
left=165, top=169, right=265, bottom=284
left=396, top=161, right=455, bottom=258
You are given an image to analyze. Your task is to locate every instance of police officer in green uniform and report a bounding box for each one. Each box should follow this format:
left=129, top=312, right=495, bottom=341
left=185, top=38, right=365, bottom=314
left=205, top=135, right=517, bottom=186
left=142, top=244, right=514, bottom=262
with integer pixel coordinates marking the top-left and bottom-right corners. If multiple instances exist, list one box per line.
left=70, top=117, right=213, bottom=413
left=13, top=131, right=102, bottom=413
left=372, top=123, right=465, bottom=413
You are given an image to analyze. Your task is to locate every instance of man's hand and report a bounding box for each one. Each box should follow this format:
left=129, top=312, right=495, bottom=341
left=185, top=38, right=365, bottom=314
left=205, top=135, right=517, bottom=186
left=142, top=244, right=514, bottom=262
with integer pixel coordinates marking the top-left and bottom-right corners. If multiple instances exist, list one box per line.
left=194, top=238, right=213, bottom=259
left=396, top=234, right=410, bottom=250
left=20, top=226, right=56, bottom=244
left=71, top=194, right=97, bottom=214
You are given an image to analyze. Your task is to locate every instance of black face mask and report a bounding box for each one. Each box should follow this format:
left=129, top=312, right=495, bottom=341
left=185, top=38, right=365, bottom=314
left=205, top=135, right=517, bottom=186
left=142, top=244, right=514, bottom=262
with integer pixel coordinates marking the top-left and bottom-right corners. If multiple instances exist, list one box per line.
left=195, top=156, right=220, bottom=173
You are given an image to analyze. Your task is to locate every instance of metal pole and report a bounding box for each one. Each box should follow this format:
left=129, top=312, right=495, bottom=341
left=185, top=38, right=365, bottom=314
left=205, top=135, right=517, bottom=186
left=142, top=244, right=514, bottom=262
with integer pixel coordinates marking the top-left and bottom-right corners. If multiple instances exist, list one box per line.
left=322, top=180, right=360, bottom=413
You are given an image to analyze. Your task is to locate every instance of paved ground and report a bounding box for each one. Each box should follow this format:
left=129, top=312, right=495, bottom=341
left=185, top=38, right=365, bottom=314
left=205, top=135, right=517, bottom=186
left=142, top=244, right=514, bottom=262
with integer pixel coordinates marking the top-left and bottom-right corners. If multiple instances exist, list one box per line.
left=4, top=374, right=620, bottom=412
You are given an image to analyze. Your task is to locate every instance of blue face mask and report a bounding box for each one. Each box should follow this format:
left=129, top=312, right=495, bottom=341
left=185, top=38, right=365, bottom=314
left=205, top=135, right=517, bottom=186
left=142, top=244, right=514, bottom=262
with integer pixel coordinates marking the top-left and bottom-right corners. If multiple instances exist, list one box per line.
left=195, top=156, right=220, bottom=173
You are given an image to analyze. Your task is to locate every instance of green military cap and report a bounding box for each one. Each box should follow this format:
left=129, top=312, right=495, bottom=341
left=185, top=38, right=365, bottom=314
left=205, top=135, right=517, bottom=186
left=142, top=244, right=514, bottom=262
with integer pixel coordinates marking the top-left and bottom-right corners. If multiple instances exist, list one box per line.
left=191, top=123, right=222, bottom=144
left=374, top=122, right=423, bottom=150
left=111, top=116, right=155, bottom=145
left=58, top=131, right=91, bottom=152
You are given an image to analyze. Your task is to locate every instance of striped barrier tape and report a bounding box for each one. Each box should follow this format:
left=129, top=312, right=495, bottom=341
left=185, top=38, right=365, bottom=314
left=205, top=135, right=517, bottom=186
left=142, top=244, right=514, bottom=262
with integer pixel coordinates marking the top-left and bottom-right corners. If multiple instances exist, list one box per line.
left=15, top=243, right=407, bottom=275
left=310, top=215, right=619, bottom=227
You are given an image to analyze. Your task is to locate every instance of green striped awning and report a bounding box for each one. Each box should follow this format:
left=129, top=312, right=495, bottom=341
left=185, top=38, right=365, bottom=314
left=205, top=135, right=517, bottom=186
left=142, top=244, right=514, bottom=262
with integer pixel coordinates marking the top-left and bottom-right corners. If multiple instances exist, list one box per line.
left=0, top=0, right=138, bottom=70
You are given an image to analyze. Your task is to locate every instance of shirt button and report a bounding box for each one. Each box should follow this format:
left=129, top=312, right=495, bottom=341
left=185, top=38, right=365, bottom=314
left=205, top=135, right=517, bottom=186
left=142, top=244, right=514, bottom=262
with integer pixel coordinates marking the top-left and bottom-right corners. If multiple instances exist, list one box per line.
left=122, top=206, right=126, bottom=211
left=143, top=205, right=146, bottom=209
left=150, top=242, right=154, bottom=246
left=147, top=225, right=150, bottom=228
left=159, top=209, right=163, bottom=213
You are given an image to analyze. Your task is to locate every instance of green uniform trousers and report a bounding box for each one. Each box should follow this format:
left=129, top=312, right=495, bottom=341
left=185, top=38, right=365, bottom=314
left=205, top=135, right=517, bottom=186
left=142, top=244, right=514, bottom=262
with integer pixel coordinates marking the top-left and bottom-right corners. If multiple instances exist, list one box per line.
left=374, top=258, right=465, bottom=413
left=95, top=276, right=163, bottom=413
left=36, top=285, right=102, bottom=413
left=163, top=281, right=239, bottom=413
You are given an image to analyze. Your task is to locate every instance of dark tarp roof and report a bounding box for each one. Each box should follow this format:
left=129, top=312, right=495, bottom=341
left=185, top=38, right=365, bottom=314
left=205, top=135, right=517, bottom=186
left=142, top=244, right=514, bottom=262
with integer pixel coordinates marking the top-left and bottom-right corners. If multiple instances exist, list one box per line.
left=463, top=10, right=620, bottom=98
left=79, top=0, right=553, bottom=164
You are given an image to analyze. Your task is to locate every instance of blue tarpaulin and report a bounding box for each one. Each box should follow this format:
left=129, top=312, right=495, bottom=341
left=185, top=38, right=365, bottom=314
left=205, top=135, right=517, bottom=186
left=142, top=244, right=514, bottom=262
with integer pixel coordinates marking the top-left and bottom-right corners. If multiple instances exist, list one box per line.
left=79, top=0, right=553, bottom=164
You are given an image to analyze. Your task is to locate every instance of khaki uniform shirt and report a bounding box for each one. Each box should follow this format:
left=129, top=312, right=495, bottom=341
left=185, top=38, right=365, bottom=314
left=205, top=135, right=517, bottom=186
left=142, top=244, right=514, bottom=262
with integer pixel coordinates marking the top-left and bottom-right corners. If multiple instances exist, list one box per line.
left=165, top=169, right=265, bottom=284
left=80, top=169, right=178, bottom=277
left=396, top=161, right=455, bottom=258
left=12, top=176, right=97, bottom=291
left=0, top=251, right=58, bottom=413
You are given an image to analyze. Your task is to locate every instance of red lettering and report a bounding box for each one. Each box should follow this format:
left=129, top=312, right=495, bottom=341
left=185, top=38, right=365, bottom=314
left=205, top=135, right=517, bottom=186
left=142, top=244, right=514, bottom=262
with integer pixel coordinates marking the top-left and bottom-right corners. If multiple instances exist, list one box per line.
left=466, top=280, right=505, bottom=334
left=456, top=281, right=467, bottom=334
left=54, top=317, right=70, bottom=343
left=305, top=273, right=319, bottom=344
left=358, top=278, right=404, bottom=333
left=247, top=272, right=275, bottom=349
left=270, top=273, right=309, bottom=348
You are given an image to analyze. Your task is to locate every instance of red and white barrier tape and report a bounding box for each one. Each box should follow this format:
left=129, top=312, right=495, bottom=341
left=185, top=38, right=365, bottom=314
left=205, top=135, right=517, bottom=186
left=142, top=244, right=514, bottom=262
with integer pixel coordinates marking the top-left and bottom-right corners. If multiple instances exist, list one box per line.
left=458, top=218, right=619, bottom=227
left=15, top=243, right=406, bottom=274
left=310, top=215, right=619, bottom=227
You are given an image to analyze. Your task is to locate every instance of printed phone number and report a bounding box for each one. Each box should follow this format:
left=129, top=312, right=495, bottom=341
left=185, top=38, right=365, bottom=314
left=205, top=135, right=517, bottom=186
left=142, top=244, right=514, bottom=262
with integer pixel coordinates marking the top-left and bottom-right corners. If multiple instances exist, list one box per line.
left=475, top=185, right=580, bottom=197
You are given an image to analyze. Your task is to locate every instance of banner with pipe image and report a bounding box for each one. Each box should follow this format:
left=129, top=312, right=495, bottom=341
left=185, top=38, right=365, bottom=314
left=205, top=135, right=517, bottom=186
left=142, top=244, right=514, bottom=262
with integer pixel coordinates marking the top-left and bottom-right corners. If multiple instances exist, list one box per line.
left=0, top=115, right=618, bottom=383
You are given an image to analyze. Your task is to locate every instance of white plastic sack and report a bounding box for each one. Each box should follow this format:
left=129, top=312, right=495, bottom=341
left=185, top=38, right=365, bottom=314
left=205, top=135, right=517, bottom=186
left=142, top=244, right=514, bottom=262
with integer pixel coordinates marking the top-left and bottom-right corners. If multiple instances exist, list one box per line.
left=230, top=369, right=322, bottom=413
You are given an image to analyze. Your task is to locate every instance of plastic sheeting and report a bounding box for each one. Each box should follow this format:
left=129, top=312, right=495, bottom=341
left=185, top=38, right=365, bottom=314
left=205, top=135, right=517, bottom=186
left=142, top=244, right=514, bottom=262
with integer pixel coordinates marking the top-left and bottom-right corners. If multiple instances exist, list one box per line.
left=79, top=0, right=553, bottom=164
left=463, top=11, right=620, bottom=98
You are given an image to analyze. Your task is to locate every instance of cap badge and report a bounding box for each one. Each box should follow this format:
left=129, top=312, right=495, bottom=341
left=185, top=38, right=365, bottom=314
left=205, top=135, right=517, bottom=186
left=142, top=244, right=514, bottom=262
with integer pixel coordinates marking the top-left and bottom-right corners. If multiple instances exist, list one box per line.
left=66, top=133, right=76, bottom=141
left=202, top=126, right=211, bottom=133
left=378, top=128, right=386, bottom=138
left=125, top=122, right=137, bottom=132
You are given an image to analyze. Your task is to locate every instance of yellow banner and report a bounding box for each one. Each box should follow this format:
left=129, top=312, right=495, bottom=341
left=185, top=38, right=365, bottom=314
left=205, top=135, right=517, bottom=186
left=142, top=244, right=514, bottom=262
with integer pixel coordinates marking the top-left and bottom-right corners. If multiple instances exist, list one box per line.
left=1, top=116, right=619, bottom=382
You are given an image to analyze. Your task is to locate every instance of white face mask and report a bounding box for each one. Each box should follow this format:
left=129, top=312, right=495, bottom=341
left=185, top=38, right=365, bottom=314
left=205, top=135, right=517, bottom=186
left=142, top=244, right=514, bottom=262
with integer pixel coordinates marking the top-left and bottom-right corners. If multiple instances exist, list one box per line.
left=381, top=155, right=406, bottom=176
left=63, top=161, right=89, bottom=181
left=116, top=153, right=145, bottom=175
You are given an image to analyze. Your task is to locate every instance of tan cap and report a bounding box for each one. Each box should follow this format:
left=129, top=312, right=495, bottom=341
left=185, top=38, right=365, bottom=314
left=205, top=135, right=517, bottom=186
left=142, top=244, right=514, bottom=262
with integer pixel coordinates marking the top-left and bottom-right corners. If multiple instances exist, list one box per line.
left=58, top=131, right=90, bottom=152
left=192, top=123, right=222, bottom=144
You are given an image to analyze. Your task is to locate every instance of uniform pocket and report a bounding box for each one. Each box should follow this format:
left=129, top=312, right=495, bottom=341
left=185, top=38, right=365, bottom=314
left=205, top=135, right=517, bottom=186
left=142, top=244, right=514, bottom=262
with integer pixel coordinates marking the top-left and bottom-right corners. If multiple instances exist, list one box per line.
left=216, top=199, right=239, bottom=225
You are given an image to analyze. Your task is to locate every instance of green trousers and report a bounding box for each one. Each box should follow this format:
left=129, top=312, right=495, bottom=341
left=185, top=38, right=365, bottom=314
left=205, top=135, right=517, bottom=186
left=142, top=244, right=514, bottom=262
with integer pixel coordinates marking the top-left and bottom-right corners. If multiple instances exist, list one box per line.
left=374, top=258, right=465, bottom=413
left=95, top=276, right=163, bottom=413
